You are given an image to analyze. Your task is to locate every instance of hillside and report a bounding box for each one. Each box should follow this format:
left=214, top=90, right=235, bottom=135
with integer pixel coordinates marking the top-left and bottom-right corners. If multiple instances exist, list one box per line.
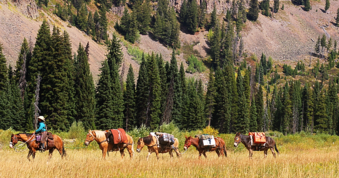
left=0, top=0, right=338, bottom=84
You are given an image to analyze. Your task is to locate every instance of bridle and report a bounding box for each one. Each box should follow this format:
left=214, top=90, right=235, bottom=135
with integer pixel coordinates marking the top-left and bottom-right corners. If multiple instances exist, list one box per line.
left=184, top=137, right=192, bottom=149
left=10, top=133, right=35, bottom=149
left=85, top=132, right=108, bottom=145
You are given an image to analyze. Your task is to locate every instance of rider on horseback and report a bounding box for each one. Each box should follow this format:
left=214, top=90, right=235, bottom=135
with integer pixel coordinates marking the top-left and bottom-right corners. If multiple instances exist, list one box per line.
left=35, top=116, right=47, bottom=150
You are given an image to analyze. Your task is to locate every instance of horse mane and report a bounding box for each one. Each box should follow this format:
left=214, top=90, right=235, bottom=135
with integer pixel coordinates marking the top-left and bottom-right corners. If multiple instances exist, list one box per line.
left=143, top=135, right=153, bottom=145
left=17, top=133, right=33, bottom=136
left=92, top=130, right=106, bottom=139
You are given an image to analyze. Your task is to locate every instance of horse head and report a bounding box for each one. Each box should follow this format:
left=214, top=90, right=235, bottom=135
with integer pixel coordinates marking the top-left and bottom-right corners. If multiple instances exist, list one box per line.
left=184, top=136, right=192, bottom=150
left=9, top=134, right=19, bottom=148
left=136, top=137, right=144, bottom=153
left=234, top=132, right=242, bottom=147
left=84, top=130, right=96, bottom=146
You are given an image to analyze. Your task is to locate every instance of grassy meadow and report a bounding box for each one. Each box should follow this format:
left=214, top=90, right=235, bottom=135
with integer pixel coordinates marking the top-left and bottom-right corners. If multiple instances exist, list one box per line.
left=0, top=122, right=339, bottom=177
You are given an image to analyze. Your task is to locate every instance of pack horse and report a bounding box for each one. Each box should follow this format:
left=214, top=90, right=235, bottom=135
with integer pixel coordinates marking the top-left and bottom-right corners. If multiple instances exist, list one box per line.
left=184, top=135, right=227, bottom=159
left=84, top=129, right=134, bottom=159
left=136, top=132, right=180, bottom=160
left=233, top=132, right=279, bottom=158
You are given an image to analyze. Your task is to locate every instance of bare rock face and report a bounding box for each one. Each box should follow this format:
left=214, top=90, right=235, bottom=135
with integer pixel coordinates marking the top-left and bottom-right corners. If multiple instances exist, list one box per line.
left=111, top=6, right=124, bottom=17
left=12, top=0, right=39, bottom=19
left=169, top=0, right=229, bottom=14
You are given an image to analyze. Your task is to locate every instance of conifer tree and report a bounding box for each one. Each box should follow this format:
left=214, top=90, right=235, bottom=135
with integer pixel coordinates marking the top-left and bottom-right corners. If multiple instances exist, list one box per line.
left=325, top=0, right=330, bottom=12
left=138, top=0, right=151, bottom=35
left=87, top=11, right=95, bottom=36
left=99, top=6, right=108, bottom=41
left=262, top=0, right=270, bottom=16
left=243, top=69, right=251, bottom=103
left=256, top=86, right=264, bottom=131
left=248, top=0, right=259, bottom=21
left=304, top=0, right=311, bottom=11
left=76, top=5, right=88, bottom=31
left=198, top=0, right=207, bottom=28
left=235, top=69, right=250, bottom=133
left=95, top=60, right=114, bottom=130
left=124, top=65, right=136, bottom=131
left=210, top=5, right=217, bottom=29
left=211, top=22, right=221, bottom=68
left=0, top=44, right=8, bottom=92
left=314, top=91, right=328, bottom=132
left=179, top=0, right=187, bottom=24
left=107, top=34, right=124, bottom=69
left=157, top=55, right=168, bottom=114
left=10, top=81, right=25, bottom=130
left=274, top=0, right=279, bottom=13
left=336, top=8, right=339, bottom=27
left=119, top=8, right=130, bottom=35
left=205, top=69, right=216, bottom=126
left=282, top=82, right=292, bottom=134
left=126, top=11, right=138, bottom=43
left=147, top=54, right=161, bottom=129
left=136, top=54, right=149, bottom=126
left=15, top=38, right=30, bottom=84
left=186, top=0, right=198, bottom=34
left=250, top=97, right=258, bottom=131
left=170, top=51, right=183, bottom=126
left=74, top=44, right=96, bottom=129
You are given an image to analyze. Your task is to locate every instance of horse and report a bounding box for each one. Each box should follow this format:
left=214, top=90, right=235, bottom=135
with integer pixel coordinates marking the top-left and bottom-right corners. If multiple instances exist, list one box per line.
left=183, top=136, right=227, bottom=159
left=84, top=130, right=134, bottom=159
left=233, top=132, right=279, bottom=158
left=136, top=135, right=180, bottom=160
left=9, top=133, right=66, bottom=161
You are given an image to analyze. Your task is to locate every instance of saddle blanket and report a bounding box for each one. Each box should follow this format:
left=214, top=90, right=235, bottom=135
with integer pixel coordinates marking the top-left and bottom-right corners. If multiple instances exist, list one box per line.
left=110, top=128, right=128, bottom=144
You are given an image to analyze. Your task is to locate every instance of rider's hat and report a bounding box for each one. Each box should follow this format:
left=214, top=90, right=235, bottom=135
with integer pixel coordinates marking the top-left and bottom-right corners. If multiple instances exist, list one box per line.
left=38, top=116, right=45, bottom=121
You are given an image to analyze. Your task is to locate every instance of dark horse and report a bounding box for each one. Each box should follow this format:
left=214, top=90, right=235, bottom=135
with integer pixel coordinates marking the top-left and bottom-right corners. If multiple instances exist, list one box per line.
left=184, top=136, right=227, bottom=159
left=9, top=133, right=66, bottom=161
left=233, top=132, right=279, bottom=158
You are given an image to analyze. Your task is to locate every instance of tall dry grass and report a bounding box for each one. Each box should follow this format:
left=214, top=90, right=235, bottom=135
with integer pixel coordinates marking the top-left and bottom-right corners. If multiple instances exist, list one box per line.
left=0, top=146, right=339, bottom=178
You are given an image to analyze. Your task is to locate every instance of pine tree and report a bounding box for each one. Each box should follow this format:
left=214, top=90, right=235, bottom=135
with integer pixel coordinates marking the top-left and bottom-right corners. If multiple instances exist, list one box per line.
left=205, top=69, right=216, bottom=126
left=87, top=11, right=95, bottom=36
left=186, top=0, right=198, bottom=34
left=137, top=0, right=151, bottom=35
left=250, top=97, right=258, bottom=131
left=325, top=0, right=330, bottom=12
left=74, top=44, right=96, bottom=129
left=256, top=86, right=264, bottom=131
left=147, top=54, right=162, bottom=129
left=99, top=6, right=108, bottom=41
left=211, top=22, right=221, bottom=68
left=179, top=0, right=187, bottom=24
left=0, top=44, right=8, bottom=92
left=170, top=51, right=183, bottom=126
left=314, top=91, right=328, bottom=132
left=282, top=82, right=292, bottom=134
left=76, top=5, right=88, bottom=31
left=198, top=0, right=207, bottom=28
left=304, top=0, right=311, bottom=11
left=262, top=0, right=270, bottom=16
left=274, top=0, right=279, bottom=13
left=136, top=54, right=149, bottom=126
left=315, top=36, right=321, bottom=56
left=15, top=38, right=30, bottom=84
left=95, top=60, right=114, bottom=130
left=210, top=5, right=217, bottom=29
left=124, top=65, right=136, bottom=131
left=336, top=8, right=339, bottom=27
left=248, top=0, right=259, bottom=21
left=126, top=11, right=138, bottom=43
left=119, top=8, right=130, bottom=35
left=10, top=81, right=25, bottom=130
left=157, top=55, right=168, bottom=115
left=107, top=34, right=124, bottom=68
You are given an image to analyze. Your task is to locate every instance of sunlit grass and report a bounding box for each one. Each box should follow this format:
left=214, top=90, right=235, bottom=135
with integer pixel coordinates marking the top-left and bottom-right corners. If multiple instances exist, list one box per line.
left=1, top=146, right=338, bottom=177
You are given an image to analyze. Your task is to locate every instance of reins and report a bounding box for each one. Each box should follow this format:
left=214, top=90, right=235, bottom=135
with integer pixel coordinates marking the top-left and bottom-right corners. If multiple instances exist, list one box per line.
left=14, top=133, right=36, bottom=152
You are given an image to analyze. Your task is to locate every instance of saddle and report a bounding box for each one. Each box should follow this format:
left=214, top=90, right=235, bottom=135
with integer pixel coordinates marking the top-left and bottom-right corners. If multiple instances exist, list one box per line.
left=196, top=134, right=216, bottom=148
left=106, top=128, right=128, bottom=145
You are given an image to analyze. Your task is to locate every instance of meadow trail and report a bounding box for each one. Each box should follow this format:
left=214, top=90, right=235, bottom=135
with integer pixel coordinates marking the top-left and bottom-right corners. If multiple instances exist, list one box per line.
left=0, top=147, right=338, bottom=177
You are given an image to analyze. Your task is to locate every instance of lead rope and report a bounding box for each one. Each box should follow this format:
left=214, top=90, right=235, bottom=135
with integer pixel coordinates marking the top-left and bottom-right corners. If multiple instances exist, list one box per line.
left=14, top=133, right=35, bottom=152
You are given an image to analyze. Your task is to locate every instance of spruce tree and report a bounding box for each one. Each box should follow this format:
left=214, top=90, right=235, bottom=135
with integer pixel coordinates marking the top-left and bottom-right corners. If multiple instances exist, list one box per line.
left=76, top=5, right=88, bottom=31
left=205, top=69, right=216, bottom=126
left=99, top=6, right=108, bottom=41
left=336, top=8, right=339, bottom=27
left=250, top=97, right=258, bottom=131
left=304, top=0, right=311, bottom=11
left=282, top=82, right=292, bottom=134
left=10, top=82, right=25, bottom=130
left=235, top=69, right=250, bottom=133
left=119, top=8, right=130, bottom=35
left=110, top=58, right=124, bottom=129
left=210, top=5, right=217, bottom=29
left=0, top=44, right=8, bottom=92
left=147, top=54, right=161, bottom=129
left=256, top=86, right=264, bottom=131
left=248, top=0, right=259, bottom=21
left=274, top=0, right=279, bottom=13
left=15, top=38, right=30, bottom=84
left=124, top=65, right=136, bottom=131
left=136, top=54, right=149, bottom=126
left=211, top=22, right=221, bottom=68
left=325, top=0, right=330, bottom=12
left=138, top=0, right=151, bottom=35
left=74, top=44, right=96, bottom=129
left=157, top=55, right=168, bottom=114
left=179, top=0, right=187, bottom=24
left=186, top=0, right=198, bottom=34
left=314, top=91, right=328, bottom=132
left=262, top=0, right=270, bottom=16
left=95, top=60, right=114, bottom=130
left=170, top=51, right=183, bottom=126
left=107, top=34, right=124, bottom=68
left=126, top=11, right=138, bottom=43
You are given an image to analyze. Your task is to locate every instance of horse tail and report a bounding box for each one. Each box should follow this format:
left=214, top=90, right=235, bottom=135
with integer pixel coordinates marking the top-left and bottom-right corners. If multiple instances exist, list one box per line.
left=275, top=143, right=279, bottom=155
left=62, top=142, right=67, bottom=157
left=223, top=144, right=227, bottom=157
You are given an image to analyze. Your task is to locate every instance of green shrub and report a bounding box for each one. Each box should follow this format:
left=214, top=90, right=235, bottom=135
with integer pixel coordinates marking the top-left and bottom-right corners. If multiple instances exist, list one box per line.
left=127, top=46, right=143, bottom=64
left=186, top=55, right=206, bottom=73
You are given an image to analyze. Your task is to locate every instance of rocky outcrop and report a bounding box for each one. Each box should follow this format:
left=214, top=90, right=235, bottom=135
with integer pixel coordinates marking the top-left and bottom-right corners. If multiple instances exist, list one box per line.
left=169, top=0, right=230, bottom=14
left=111, top=5, right=124, bottom=17
left=6, top=0, right=39, bottom=19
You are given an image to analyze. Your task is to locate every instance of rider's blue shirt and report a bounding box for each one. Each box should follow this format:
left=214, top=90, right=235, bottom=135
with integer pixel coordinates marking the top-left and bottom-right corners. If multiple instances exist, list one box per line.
left=35, top=122, right=46, bottom=133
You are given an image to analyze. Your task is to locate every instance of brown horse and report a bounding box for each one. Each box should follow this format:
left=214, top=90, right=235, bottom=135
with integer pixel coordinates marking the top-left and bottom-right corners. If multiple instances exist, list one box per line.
left=183, top=136, right=227, bottom=159
left=84, top=130, right=134, bottom=159
left=9, top=133, right=66, bottom=161
left=136, top=135, right=180, bottom=160
left=233, top=132, right=279, bottom=158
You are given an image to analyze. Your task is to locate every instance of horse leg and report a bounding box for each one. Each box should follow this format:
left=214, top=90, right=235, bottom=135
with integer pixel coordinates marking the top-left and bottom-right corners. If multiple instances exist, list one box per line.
left=120, top=148, right=125, bottom=159
left=49, top=148, right=55, bottom=160
left=198, top=151, right=202, bottom=159
left=270, top=147, right=276, bottom=158
left=203, top=151, right=207, bottom=158
left=249, top=149, right=253, bottom=159
left=127, top=146, right=133, bottom=159
left=169, top=150, right=173, bottom=158
left=264, top=149, right=268, bottom=158
left=175, top=149, right=181, bottom=158
left=32, top=150, right=36, bottom=160
left=27, top=150, right=32, bottom=161
left=146, top=151, right=151, bottom=161
left=102, top=146, right=107, bottom=160
left=216, top=149, right=220, bottom=157
left=155, top=150, right=159, bottom=160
